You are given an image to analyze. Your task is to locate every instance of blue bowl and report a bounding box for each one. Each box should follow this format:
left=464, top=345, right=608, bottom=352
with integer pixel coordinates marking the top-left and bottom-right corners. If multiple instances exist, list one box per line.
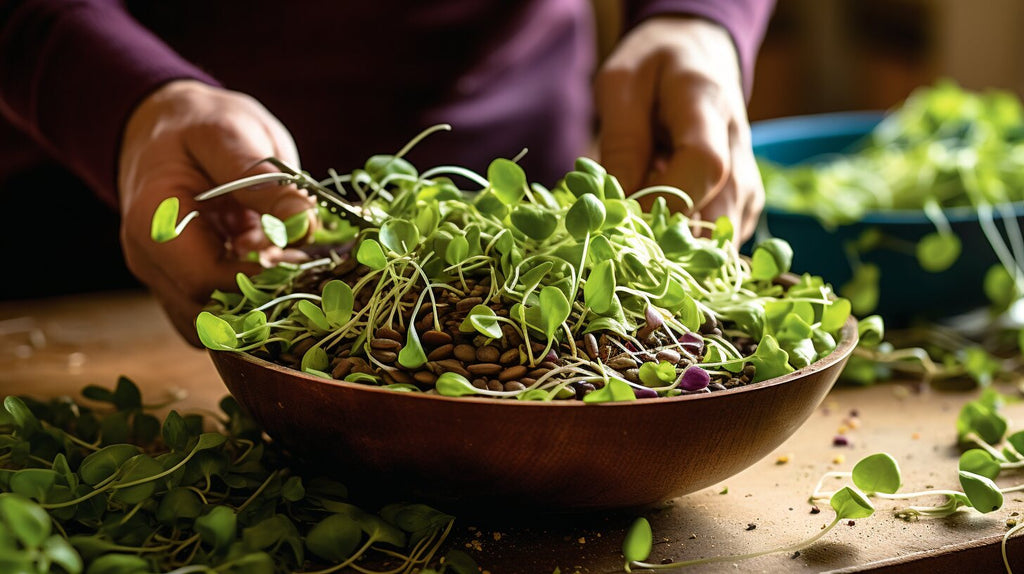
left=751, top=112, right=1024, bottom=321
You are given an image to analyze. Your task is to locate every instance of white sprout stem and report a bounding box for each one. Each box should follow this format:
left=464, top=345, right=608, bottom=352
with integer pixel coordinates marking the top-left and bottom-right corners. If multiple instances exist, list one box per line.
left=252, top=293, right=322, bottom=313
left=995, top=199, right=1024, bottom=274
left=1003, top=519, right=1024, bottom=574
left=922, top=198, right=953, bottom=237
left=420, top=165, right=489, bottom=188
left=629, top=185, right=695, bottom=211
left=394, top=124, right=452, bottom=159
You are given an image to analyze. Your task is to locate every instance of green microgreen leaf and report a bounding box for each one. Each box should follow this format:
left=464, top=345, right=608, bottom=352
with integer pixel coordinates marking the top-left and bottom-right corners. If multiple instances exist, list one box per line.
left=261, top=213, right=289, bottom=248
left=195, top=505, right=237, bottom=550
left=236, top=273, right=272, bottom=306
left=321, top=280, right=354, bottom=327
left=829, top=486, right=875, bottom=519
left=79, top=444, right=140, bottom=485
left=564, top=171, right=603, bottom=199
left=749, top=334, right=795, bottom=383
left=306, top=513, right=362, bottom=562
left=957, top=400, right=1008, bottom=444
left=840, top=264, right=880, bottom=316
left=459, top=305, right=502, bottom=339
left=915, top=232, right=962, bottom=272
left=959, top=470, right=1004, bottom=513
left=584, top=260, right=616, bottom=314
left=510, top=204, right=558, bottom=240
left=539, top=286, right=571, bottom=339
left=195, top=312, right=239, bottom=351
left=851, top=453, right=902, bottom=494
left=398, top=327, right=428, bottom=369
left=284, top=211, right=310, bottom=243
left=820, top=298, right=852, bottom=333
left=488, top=158, right=527, bottom=205
left=150, top=197, right=199, bottom=243
left=582, top=378, right=636, bottom=403
left=857, top=315, right=885, bottom=348
left=297, top=300, right=330, bottom=332
left=300, top=345, right=329, bottom=373
left=959, top=449, right=1002, bottom=480
left=564, top=195, right=606, bottom=240
left=622, top=517, right=652, bottom=563
left=356, top=239, right=388, bottom=270
left=379, top=219, right=420, bottom=256
left=638, top=361, right=676, bottom=387
left=750, top=238, right=793, bottom=281
left=435, top=373, right=478, bottom=397
left=445, top=235, right=469, bottom=266
left=712, top=216, right=734, bottom=244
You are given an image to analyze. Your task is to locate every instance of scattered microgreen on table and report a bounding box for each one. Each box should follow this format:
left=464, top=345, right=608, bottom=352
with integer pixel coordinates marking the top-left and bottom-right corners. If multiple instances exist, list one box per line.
left=0, top=378, right=472, bottom=574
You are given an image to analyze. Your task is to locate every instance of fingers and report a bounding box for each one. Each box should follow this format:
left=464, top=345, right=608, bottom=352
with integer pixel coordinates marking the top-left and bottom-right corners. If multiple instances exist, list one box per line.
left=595, top=49, right=658, bottom=193
left=184, top=105, right=311, bottom=233
left=647, top=71, right=731, bottom=213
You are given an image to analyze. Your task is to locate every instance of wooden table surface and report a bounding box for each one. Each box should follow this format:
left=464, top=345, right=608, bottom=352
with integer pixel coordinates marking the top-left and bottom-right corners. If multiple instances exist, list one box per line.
left=2, top=290, right=1023, bottom=573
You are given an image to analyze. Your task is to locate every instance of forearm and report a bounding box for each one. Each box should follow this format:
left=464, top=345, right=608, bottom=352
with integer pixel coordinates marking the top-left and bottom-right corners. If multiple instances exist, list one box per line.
left=0, top=0, right=218, bottom=205
left=625, top=0, right=776, bottom=99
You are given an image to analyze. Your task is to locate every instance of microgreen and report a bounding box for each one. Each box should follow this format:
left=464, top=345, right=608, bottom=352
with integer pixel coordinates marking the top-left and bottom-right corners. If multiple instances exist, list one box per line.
left=150, top=197, right=198, bottom=243
left=151, top=125, right=851, bottom=405
left=1, top=380, right=469, bottom=574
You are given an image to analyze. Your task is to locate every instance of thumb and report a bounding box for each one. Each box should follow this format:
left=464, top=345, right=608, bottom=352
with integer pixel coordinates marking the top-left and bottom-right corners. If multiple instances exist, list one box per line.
left=595, top=57, right=656, bottom=192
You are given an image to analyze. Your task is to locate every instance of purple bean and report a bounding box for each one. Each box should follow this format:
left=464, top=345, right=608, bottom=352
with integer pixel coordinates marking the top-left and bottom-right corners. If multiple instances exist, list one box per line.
left=632, top=386, right=659, bottom=399
left=679, top=366, right=710, bottom=391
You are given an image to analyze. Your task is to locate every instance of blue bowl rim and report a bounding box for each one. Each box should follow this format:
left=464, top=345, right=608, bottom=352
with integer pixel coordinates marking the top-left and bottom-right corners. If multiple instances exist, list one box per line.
left=752, top=111, right=1024, bottom=224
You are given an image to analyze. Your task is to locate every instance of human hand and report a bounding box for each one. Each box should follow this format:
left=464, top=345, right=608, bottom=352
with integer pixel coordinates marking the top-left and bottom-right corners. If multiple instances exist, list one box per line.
left=119, top=80, right=315, bottom=346
left=596, top=16, right=764, bottom=240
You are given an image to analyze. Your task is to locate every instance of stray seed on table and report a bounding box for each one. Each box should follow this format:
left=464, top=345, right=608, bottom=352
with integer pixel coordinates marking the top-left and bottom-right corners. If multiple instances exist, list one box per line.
left=468, top=363, right=503, bottom=376
left=427, top=344, right=454, bottom=361
left=499, top=365, right=528, bottom=382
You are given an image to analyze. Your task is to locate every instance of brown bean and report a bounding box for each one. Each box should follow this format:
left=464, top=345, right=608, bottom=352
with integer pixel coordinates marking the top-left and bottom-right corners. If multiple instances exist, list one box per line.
left=414, top=371, right=438, bottom=385
left=433, top=359, right=470, bottom=377
left=503, top=381, right=527, bottom=392
left=372, top=350, right=398, bottom=363
left=607, top=356, right=638, bottom=370
left=487, top=380, right=504, bottom=392
left=527, top=368, right=549, bottom=379
left=539, top=360, right=560, bottom=370
left=467, top=363, right=503, bottom=376
left=584, top=333, right=599, bottom=360
left=427, top=344, right=454, bottom=361
left=291, top=338, right=316, bottom=358
left=499, top=348, right=520, bottom=366
left=656, top=349, right=681, bottom=364
left=331, top=358, right=354, bottom=379
left=454, top=344, right=477, bottom=362
left=519, top=377, right=537, bottom=387
left=375, top=327, right=402, bottom=341
left=623, top=368, right=640, bottom=383
left=383, top=369, right=412, bottom=385
left=476, top=345, right=501, bottom=363
left=421, top=330, right=452, bottom=347
left=499, top=365, right=528, bottom=382
left=371, top=338, right=402, bottom=351
left=456, top=297, right=483, bottom=313
left=471, top=378, right=488, bottom=390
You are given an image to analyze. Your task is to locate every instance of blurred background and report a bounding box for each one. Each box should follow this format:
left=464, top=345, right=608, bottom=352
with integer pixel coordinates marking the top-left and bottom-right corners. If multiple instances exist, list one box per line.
left=595, top=0, right=1024, bottom=119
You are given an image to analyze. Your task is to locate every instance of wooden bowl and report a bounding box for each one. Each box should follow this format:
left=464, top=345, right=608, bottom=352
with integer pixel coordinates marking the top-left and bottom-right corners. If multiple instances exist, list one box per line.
left=210, top=318, right=858, bottom=511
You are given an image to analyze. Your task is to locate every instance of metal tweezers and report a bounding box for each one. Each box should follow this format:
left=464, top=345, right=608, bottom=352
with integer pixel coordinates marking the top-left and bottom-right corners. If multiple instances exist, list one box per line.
left=194, top=157, right=379, bottom=228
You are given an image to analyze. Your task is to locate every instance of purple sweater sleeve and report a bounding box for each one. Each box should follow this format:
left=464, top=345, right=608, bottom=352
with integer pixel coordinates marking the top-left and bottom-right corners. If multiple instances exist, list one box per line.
left=627, top=0, right=775, bottom=99
left=0, top=0, right=218, bottom=205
